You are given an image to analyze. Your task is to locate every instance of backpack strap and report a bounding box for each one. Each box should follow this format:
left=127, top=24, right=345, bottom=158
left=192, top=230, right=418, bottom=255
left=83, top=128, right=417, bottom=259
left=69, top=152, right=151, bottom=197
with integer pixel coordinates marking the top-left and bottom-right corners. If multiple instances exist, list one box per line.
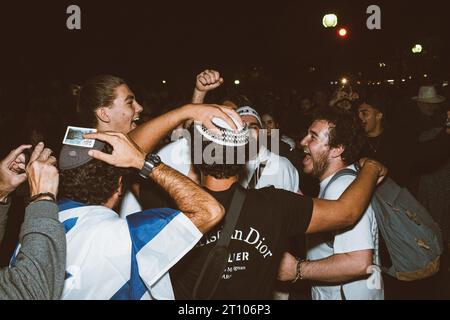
left=320, top=168, right=358, bottom=198
left=193, top=185, right=247, bottom=300
left=217, top=186, right=246, bottom=247
left=246, top=160, right=268, bottom=189
left=320, top=168, right=359, bottom=249
left=320, top=167, right=358, bottom=299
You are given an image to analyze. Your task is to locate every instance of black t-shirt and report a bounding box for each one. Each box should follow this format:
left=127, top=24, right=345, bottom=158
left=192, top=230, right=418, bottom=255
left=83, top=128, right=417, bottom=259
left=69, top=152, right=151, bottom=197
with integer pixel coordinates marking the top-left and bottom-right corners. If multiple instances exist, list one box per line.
left=360, top=129, right=414, bottom=188
left=171, top=183, right=313, bottom=300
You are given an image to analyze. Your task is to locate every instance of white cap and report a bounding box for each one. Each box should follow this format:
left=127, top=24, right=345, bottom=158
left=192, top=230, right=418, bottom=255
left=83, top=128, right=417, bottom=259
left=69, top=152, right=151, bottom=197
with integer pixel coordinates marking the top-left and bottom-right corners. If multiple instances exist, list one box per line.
left=194, top=116, right=249, bottom=147
left=236, top=106, right=262, bottom=127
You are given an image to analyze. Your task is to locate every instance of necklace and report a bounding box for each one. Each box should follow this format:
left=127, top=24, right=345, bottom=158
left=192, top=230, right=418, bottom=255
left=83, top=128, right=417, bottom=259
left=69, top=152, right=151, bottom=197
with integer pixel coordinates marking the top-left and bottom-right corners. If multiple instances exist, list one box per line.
left=367, top=134, right=382, bottom=154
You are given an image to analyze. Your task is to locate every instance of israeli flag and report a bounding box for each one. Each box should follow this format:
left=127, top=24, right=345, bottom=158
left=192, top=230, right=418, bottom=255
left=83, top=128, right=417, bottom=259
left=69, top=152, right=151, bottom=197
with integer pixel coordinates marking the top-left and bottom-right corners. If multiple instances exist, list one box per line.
left=119, top=191, right=142, bottom=219
left=11, top=199, right=202, bottom=300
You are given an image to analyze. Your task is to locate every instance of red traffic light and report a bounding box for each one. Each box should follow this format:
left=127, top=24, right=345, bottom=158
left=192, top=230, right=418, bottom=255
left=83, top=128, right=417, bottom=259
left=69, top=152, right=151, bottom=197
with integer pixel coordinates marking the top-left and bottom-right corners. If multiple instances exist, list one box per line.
left=337, top=27, right=348, bottom=38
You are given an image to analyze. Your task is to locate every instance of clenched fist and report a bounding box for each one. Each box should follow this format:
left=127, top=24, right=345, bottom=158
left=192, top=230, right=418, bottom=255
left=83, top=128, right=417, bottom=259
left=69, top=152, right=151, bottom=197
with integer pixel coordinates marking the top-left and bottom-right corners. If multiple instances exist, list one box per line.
left=195, top=69, right=224, bottom=92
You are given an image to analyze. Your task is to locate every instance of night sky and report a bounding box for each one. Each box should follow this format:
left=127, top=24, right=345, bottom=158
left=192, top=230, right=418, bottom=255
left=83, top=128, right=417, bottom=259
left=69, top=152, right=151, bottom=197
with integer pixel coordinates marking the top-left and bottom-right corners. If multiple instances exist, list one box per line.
left=0, top=0, right=448, bottom=86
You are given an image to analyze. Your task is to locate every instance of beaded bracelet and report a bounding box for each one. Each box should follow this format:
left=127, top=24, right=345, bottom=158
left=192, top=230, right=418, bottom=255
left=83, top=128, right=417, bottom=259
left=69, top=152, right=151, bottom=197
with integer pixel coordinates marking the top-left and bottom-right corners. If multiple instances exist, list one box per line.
left=292, top=258, right=307, bottom=283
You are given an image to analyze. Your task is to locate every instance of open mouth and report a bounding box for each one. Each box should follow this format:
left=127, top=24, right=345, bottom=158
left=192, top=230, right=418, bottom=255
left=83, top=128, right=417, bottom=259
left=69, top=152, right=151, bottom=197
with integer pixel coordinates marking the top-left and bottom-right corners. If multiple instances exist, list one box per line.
left=303, top=149, right=312, bottom=164
left=131, top=117, right=141, bottom=127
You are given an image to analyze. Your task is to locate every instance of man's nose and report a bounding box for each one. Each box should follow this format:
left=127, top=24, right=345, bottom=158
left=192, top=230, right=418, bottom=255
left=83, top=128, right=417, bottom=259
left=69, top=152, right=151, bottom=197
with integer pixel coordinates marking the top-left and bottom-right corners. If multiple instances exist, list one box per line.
left=135, top=101, right=143, bottom=113
left=300, top=136, right=308, bottom=147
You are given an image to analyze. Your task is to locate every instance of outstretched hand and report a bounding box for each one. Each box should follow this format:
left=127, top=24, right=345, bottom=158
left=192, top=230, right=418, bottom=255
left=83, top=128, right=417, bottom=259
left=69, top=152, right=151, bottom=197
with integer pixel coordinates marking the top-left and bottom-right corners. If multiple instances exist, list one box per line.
left=186, top=104, right=243, bottom=132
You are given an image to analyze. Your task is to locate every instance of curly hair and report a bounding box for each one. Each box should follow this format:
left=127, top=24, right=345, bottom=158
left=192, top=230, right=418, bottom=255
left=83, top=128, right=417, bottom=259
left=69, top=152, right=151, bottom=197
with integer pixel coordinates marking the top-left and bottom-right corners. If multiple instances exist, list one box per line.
left=313, top=107, right=366, bottom=165
left=59, top=146, right=131, bottom=205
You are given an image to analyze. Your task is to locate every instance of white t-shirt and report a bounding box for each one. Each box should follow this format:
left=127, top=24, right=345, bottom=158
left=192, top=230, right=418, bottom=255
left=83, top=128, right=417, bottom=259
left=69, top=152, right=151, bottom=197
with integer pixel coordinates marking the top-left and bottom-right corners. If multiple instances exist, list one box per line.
left=119, top=191, right=142, bottom=218
left=118, top=139, right=192, bottom=219
left=306, top=165, right=384, bottom=300
left=157, top=138, right=191, bottom=176
left=156, top=140, right=299, bottom=193
left=241, top=146, right=299, bottom=193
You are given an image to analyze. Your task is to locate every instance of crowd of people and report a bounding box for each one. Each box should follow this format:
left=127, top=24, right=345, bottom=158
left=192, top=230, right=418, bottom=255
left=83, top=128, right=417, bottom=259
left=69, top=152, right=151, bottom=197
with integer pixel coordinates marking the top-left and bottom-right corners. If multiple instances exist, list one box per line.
left=0, top=68, right=448, bottom=300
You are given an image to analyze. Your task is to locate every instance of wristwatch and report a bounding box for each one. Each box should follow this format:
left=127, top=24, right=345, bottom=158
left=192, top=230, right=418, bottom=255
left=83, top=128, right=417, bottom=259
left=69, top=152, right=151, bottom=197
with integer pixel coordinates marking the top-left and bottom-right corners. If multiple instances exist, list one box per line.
left=139, top=153, right=162, bottom=178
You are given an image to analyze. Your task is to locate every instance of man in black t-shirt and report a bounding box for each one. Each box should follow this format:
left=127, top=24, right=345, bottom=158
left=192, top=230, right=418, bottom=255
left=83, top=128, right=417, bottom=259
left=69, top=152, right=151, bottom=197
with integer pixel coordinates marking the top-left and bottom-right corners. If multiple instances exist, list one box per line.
left=171, top=114, right=386, bottom=300
left=357, top=91, right=449, bottom=190
left=357, top=95, right=413, bottom=187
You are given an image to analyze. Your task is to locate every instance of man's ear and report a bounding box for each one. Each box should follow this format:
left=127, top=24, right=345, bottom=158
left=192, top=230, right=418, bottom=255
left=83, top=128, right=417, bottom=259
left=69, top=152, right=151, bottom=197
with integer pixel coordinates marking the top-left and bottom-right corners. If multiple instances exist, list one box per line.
left=117, top=176, right=123, bottom=197
left=376, top=111, right=383, bottom=122
left=330, top=145, right=345, bottom=159
left=96, top=107, right=111, bottom=124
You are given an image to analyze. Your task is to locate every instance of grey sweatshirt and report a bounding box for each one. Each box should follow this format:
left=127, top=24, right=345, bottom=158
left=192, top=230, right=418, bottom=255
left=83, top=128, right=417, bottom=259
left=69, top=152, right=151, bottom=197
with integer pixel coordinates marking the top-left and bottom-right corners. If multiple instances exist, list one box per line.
left=0, top=200, right=66, bottom=300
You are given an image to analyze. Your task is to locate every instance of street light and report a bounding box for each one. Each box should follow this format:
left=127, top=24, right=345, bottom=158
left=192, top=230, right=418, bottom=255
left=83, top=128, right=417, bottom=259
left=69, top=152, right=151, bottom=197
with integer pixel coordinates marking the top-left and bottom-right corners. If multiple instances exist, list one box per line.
left=234, top=80, right=240, bottom=85
left=337, top=27, right=348, bottom=38
left=322, top=14, right=338, bottom=28
left=412, top=44, right=423, bottom=54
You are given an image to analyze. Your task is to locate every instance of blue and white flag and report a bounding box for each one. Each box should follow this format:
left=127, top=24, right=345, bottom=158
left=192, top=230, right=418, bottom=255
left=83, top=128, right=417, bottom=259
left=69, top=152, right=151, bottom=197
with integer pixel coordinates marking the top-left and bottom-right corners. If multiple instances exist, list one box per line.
left=11, top=199, right=202, bottom=300
left=119, top=191, right=142, bottom=219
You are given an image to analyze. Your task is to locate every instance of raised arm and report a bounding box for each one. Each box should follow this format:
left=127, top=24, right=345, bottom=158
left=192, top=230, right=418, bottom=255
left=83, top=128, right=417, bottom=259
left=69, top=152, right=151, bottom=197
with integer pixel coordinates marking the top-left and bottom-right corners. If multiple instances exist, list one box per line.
left=85, top=132, right=225, bottom=233
left=306, top=159, right=386, bottom=234
left=129, top=103, right=240, bottom=154
left=0, top=143, right=66, bottom=300
left=0, top=205, right=7, bottom=245
left=0, top=144, right=31, bottom=244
